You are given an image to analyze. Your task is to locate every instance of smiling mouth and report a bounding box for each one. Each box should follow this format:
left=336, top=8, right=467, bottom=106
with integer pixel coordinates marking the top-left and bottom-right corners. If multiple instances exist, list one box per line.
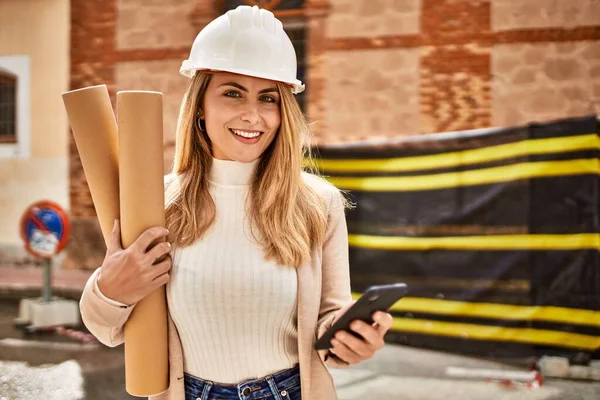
left=229, top=128, right=263, bottom=139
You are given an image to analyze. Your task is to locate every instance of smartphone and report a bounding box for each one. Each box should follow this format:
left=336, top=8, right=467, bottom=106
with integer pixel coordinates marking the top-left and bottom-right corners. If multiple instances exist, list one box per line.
left=314, top=283, right=408, bottom=351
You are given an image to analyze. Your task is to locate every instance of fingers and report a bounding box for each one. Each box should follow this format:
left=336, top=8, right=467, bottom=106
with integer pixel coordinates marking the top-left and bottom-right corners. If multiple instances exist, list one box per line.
left=144, top=241, right=172, bottom=265
left=150, top=257, right=172, bottom=279
left=330, top=313, right=393, bottom=365
left=107, top=219, right=123, bottom=253
left=134, top=226, right=170, bottom=254
left=330, top=337, right=362, bottom=364
left=335, top=328, right=375, bottom=358
left=373, top=312, right=394, bottom=336
left=153, top=270, right=171, bottom=288
left=348, top=320, right=384, bottom=350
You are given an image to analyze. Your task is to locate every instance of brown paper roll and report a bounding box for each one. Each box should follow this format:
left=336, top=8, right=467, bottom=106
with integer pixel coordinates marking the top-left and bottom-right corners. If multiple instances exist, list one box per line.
left=61, top=85, right=119, bottom=246
left=118, top=91, right=169, bottom=397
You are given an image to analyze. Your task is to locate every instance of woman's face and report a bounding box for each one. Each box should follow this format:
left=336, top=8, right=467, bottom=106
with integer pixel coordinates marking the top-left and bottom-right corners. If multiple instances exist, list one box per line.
left=201, top=72, right=282, bottom=162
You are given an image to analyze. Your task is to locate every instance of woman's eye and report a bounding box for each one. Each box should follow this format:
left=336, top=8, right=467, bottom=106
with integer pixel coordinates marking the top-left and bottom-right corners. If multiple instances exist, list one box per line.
left=261, top=95, right=277, bottom=103
left=224, top=91, right=241, bottom=98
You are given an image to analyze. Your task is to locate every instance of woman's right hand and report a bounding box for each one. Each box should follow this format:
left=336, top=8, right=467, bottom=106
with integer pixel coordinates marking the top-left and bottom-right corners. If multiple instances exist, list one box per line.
left=97, top=219, right=172, bottom=306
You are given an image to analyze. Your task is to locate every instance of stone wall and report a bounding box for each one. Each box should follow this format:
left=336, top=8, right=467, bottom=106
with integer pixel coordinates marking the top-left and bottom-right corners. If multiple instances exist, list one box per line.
left=492, top=42, right=600, bottom=126
left=492, top=0, right=600, bottom=30
left=327, top=0, right=421, bottom=37
left=67, top=0, right=198, bottom=269
left=114, top=60, right=190, bottom=173
left=324, top=49, right=420, bottom=142
left=117, top=0, right=197, bottom=50
left=66, top=0, right=600, bottom=269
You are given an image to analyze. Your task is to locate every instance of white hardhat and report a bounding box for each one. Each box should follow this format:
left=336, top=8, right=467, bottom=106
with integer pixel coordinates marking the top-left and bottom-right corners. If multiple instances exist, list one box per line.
left=180, top=5, right=305, bottom=94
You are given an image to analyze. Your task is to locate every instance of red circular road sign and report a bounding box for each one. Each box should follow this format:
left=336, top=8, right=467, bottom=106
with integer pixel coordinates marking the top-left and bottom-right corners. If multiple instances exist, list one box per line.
left=20, top=200, right=71, bottom=259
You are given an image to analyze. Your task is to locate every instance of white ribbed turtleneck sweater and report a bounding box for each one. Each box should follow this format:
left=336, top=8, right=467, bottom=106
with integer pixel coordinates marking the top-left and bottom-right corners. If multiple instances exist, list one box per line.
left=166, top=158, right=299, bottom=384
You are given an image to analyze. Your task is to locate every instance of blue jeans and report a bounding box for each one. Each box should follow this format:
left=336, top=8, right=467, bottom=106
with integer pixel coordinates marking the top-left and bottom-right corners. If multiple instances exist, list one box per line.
left=184, top=364, right=301, bottom=400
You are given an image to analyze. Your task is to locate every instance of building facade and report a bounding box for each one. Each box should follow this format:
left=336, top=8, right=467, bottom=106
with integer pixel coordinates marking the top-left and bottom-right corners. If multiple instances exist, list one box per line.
left=0, top=0, right=598, bottom=269
left=0, top=0, right=70, bottom=267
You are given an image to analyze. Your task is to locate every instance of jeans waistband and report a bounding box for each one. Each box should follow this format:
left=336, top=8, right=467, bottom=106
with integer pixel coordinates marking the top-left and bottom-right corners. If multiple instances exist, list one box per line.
left=184, top=364, right=300, bottom=400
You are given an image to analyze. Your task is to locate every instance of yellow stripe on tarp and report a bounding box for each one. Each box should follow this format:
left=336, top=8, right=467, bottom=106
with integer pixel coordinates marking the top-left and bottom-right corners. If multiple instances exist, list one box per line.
left=389, top=317, right=600, bottom=350
left=348, top=233, right=600, bottom=250
left=327, top=159, right=600, bottom=191
left=351, top=293, right=600, bottom=327
left=313, top=133, right=599, bottom=173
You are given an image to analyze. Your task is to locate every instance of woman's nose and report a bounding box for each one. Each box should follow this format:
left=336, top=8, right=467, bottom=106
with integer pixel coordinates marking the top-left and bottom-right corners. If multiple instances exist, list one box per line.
left=240, top=106, right=260, bottom=125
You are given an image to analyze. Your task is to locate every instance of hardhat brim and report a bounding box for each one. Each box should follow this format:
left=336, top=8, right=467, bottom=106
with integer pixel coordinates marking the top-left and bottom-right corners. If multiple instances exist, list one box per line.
left=180, top=64, right=305, bottom=95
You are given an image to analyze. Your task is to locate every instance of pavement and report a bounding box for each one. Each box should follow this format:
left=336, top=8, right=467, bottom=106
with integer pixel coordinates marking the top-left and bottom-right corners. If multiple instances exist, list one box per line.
left=331, top=345, right=600, bottom=400
left=1, top=266, right=600, bottom=399
left=0, top=266, right=92, bottom=300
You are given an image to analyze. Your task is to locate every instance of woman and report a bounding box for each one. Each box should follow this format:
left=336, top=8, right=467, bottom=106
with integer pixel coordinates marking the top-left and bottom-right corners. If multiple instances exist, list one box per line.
left=79, top=5, right=393, bottom=400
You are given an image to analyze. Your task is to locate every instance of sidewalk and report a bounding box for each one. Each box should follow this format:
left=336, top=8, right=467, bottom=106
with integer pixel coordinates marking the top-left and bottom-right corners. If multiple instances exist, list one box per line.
left=328, top=345, right=595, bottom=400
left=0, top=266, right=93, bottom=300
left=2, top=266, right=600, bottom=399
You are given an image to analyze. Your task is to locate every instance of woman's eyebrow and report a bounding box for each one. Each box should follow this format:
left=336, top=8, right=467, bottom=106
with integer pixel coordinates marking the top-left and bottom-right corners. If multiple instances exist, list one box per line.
left=219, top=82, right=247, bottom=92
left=218, top=81, right=278, bottom=94
left=258, top=87, right=278, bottom=94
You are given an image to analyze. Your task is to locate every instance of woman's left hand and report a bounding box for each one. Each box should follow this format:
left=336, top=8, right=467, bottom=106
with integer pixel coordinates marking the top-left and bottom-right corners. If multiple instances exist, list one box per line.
left=328, top=301, right=394, bottom=365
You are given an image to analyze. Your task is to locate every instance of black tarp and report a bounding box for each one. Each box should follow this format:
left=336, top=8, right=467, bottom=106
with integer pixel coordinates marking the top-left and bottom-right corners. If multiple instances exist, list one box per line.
left=313, top=115, right=600, bottom=360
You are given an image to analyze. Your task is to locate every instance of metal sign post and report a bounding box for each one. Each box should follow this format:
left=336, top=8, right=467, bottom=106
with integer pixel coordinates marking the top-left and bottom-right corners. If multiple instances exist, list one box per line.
left=43, top=258, right=52, bottom=303
left=14, top=200, right=79, bottom=329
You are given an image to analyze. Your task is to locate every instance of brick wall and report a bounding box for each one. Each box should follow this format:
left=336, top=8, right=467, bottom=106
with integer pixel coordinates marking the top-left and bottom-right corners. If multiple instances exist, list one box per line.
left=67, top=0, right=117, bottom=269
left=419, top=0, right=491, bottom=134
left=324, top=0, right=599, bottom=140
left=67, top=0, right=599, bottom=269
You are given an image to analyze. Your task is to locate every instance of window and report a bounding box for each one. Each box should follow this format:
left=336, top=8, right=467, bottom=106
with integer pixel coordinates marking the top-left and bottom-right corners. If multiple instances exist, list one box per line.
left=222, top=0, right=307, bottom=111
left=223, top=0, right=304, bottom=11
left=0, top=70, right=17, bottom=144
left=0, top=56, right=30, bottom=158
left=283, top=21, right=306, bottom=111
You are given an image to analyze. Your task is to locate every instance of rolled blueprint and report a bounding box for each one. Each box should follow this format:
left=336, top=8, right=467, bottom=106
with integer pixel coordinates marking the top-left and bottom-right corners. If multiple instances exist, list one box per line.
left=118, top=91, right=168, bottom=397
left=61, top=85, right=119, bottom=245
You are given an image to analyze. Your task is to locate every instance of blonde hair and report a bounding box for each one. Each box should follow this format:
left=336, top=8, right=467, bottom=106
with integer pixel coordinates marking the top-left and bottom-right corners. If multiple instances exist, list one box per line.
left=165, top=72, right=335, bottom=267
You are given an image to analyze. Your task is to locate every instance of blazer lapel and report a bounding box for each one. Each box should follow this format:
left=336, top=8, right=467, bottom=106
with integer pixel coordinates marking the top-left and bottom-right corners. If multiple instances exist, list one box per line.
left=296, top=252, right=321, bottom=398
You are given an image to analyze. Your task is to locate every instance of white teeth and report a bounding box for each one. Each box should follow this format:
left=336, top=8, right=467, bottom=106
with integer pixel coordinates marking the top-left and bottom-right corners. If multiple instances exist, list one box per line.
left=231, top=129, right=261, bottom=139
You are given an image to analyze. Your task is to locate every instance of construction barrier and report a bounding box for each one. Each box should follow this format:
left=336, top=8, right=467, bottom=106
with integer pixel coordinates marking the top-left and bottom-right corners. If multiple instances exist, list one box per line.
left=313, top=115, right=600, bottom=360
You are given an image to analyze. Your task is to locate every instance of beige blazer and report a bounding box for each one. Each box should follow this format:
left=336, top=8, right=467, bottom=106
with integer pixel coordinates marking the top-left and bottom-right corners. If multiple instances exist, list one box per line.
left=79, top=173, right=352, bottom=400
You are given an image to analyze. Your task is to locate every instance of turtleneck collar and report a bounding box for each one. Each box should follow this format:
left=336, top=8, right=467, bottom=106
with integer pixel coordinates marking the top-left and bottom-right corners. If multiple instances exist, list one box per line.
left=208, top=157, right=259, bottom=186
